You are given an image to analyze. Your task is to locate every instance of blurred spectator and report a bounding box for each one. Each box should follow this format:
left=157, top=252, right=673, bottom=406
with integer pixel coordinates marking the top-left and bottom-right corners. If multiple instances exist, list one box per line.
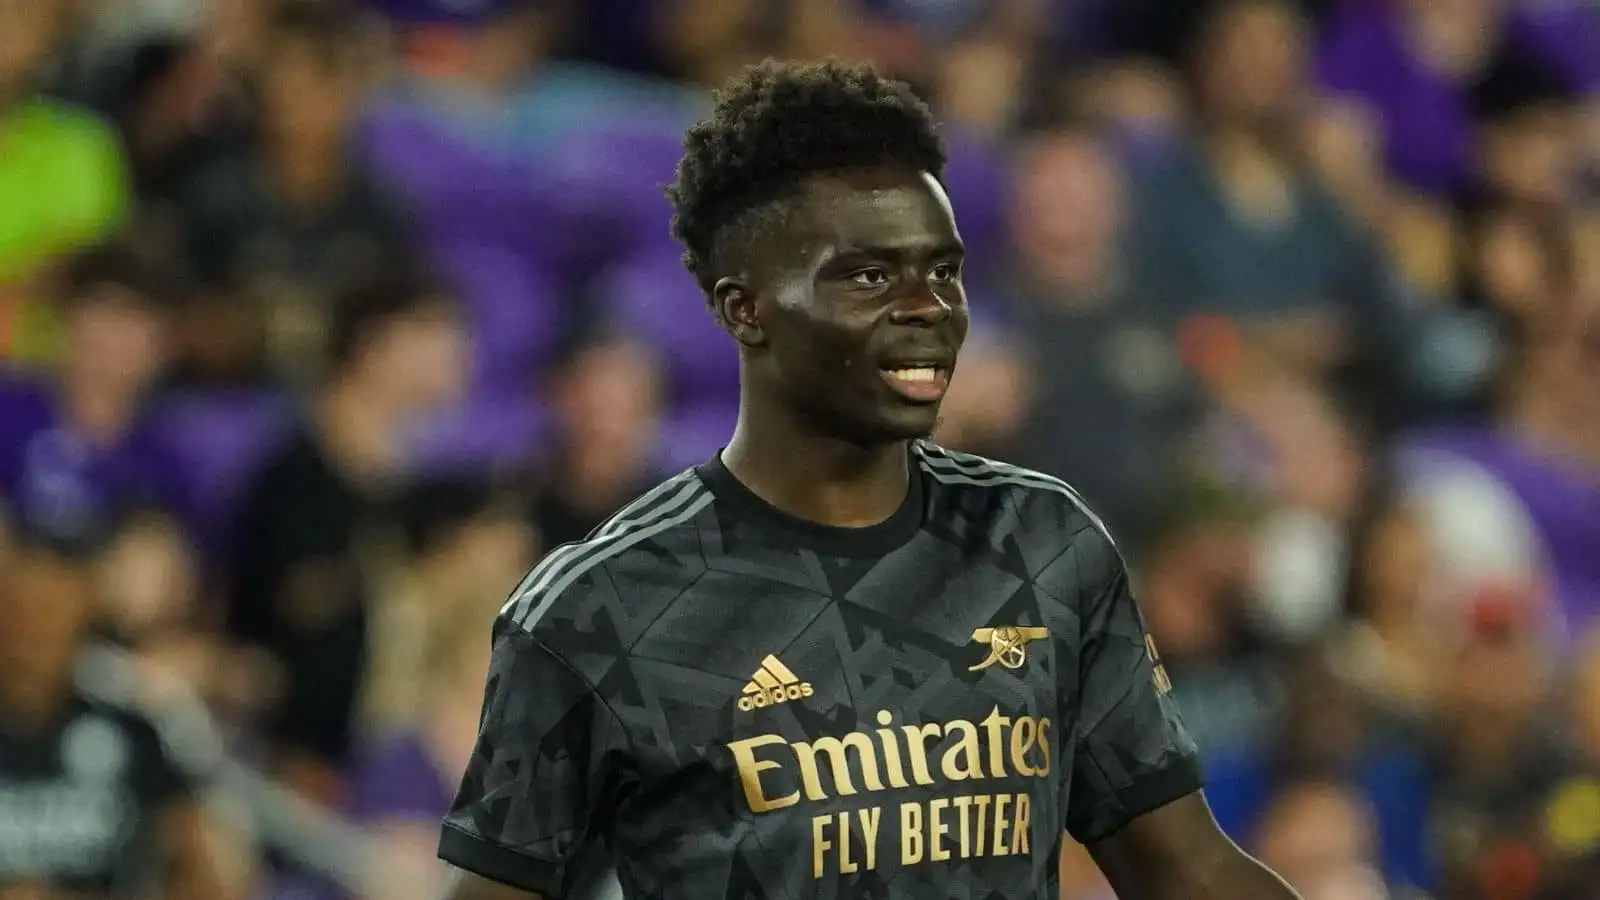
left=1131, top=480, right=1275, bottom=761
left=1472, top=48, right=1586, bottom=210
left=1316, top=0, right=1507, bottom=199
left=363, top=475, right=535, bottom=732
left=526, top=340, right=665, bottom=547
left=849, top=0, right=1042, bottom=137
left=1235, top=378, right=1371, bottom=641
left=97, top=510, right=203, bottom=678
left=1252, top=779, right=1388, bottom=900
left=1337, top=495, right=1443, bottom=717
left=594, top=251, right=736, bottom=472
left=350, top=607, right=497, bottom=900
left=179, top=1, right=414, bottom=387
left=93, top=509, right=276, bottom=722
left=981, top=116, right=1195, bottom=543
left=1133, top=0, right=1412, bottom=399
left=358, top=0, right=578, bottom=407
left=663, top=0, right=859, bottom=92
left=1399, top=202, right=1600, bottom=642
left=160, top=273, right=278, bottom=391
left=225, top=272, right=466, bottom=800
left=66, top=13, right=255, bottom=216
left=1424, top=615, right=1574, bottom=900
left=0, top=517, right=229, bottom=900
left=0, top=0, right=130, bottom=365
left=1209, top=642, right=1434, bottom=892
left=0, top=242, right=193, bottom=550
left=1317, top=0, right=1600, bottom=202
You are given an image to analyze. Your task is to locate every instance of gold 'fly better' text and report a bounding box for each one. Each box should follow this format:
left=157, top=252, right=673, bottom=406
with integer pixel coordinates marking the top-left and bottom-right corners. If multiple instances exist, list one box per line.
left=727, top=707, right=1053, bottom=878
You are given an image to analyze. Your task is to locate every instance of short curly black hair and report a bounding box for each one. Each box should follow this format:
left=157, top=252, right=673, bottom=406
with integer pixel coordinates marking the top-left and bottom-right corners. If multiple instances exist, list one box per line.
left=667, top=59, right=948, bottom=295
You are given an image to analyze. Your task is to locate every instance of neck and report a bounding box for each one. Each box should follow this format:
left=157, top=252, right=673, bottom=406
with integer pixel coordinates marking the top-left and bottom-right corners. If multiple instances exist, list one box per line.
left=722, top=401, right=912, bottom=529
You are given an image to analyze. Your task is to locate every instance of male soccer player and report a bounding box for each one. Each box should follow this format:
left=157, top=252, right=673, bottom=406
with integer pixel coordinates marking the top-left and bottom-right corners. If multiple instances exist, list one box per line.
left=436, top=61, right=1302, bottom=900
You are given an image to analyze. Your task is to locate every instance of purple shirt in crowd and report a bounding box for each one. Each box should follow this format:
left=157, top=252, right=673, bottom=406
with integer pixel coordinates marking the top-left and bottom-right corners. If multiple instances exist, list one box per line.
left=0, top=375, right=194, bottom=542
left=1316, top=0, right=1600, bottom=198
left=1401, top=425, right=1600, bottom=638
left=346, top=731, right=452, bottom=825
left=1315, top=4, right=1476, bottom=197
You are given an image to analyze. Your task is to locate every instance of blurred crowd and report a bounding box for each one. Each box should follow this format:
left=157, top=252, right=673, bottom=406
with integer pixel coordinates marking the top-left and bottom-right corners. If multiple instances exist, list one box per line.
left=0, top=0, right=1597, bottom=898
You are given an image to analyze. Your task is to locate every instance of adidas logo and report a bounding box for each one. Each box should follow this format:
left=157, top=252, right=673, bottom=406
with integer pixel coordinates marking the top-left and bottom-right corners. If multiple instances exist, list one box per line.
left=738, top=655, right=814, bottom=712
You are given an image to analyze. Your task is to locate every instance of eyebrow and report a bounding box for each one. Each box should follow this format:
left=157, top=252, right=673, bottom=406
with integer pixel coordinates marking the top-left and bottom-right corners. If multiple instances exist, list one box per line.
left=834, top=240, right=966, bottom=260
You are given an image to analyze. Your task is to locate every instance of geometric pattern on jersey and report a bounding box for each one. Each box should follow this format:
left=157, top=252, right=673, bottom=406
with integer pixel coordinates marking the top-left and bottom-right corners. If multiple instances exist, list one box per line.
left=442, top=440, right=1201, bottom=900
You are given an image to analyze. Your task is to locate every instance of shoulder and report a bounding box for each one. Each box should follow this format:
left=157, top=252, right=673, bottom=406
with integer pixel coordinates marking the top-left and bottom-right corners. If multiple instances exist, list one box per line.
left=913, top=441, right=1124, bottom=581
left=914, top=442, right=1112, bottom=535
left=498, top=468, right=714, bottom=640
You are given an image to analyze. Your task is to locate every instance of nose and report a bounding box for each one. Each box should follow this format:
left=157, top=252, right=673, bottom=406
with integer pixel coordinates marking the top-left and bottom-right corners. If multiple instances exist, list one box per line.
left=888, top=284, right=953, bottom=327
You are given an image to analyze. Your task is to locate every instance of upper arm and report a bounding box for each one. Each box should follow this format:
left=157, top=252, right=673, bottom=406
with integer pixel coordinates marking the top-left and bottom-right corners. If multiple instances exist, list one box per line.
left=1063, top=523, right=1203, bottom=845
left=1086, top=791, right=1228, bottom=890
left=437, top=620, right=629, bottom=897
left=1087, top=792, right=1302, bottom=900
left=438, top=865, right=544, bottom=900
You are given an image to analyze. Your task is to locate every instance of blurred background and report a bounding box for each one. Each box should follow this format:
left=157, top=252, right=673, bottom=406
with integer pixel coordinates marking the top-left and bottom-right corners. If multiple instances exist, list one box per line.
left=0, top=0, right=1597, bottom=898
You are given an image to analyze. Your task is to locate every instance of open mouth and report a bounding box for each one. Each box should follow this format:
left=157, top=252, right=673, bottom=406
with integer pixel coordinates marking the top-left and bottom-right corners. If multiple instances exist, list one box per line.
left=879, top=364, right=951, bottom=402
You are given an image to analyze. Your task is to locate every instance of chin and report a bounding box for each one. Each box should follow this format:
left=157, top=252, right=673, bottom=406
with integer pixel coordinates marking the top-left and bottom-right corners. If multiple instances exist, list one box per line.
left=871, top=407, right=943, bottom=443
left=804, top=395, right=942, bottom=445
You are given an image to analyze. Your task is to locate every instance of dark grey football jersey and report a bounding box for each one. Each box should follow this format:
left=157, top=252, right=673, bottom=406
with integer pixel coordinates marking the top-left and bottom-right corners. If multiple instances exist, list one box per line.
left=439, top=441, right=1201, bottom=899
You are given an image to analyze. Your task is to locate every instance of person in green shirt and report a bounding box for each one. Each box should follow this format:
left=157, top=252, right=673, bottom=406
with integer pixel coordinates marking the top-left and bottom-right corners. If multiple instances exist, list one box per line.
left=0, top=0, right=130, bottom=363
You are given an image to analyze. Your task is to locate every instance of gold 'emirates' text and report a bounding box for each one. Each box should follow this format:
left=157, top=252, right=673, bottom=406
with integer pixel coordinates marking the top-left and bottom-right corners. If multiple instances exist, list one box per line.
left=727, top=707, right=1052, bottom=879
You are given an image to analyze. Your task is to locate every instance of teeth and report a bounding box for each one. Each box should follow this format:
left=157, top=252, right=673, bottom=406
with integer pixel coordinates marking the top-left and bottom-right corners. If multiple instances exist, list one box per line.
left=887, top=367, right=938, bottom=383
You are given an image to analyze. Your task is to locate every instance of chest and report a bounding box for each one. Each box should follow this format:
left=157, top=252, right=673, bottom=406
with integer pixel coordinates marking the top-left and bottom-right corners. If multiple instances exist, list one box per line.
left=619, top=540, right=1085, bottom=746
left=603, top=543, right=1087, bottom=886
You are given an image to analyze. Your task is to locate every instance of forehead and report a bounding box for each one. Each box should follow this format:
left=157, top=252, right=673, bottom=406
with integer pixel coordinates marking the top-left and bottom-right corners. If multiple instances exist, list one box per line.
left=788, top=169, right=961, bottom=253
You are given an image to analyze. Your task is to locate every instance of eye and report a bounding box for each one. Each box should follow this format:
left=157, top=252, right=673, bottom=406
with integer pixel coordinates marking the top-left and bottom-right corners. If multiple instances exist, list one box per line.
left=930, top=262, right=961, bottom=283
left=850, top=268, right=889, bottom=287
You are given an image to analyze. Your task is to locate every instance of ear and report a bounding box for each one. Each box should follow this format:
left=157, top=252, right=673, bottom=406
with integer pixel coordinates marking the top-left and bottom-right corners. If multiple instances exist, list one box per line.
left=713, top=276, right=764, bottom=348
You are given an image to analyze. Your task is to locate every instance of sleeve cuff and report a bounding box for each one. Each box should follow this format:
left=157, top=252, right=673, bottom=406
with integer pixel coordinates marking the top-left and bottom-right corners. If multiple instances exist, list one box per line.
left=1077, top=755, right=1206, bottom=844
left=438, top=823, right=566, bottom=896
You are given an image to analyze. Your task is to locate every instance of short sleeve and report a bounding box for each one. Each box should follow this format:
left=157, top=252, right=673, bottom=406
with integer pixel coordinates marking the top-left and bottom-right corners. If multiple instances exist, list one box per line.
left=438, top=624, right=629, bottom=896
left=1065, top=529, right=1203, bottom=844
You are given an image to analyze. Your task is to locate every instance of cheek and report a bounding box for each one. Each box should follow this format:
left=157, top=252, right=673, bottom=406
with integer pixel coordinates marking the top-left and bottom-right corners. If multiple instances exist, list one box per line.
left=767, top=301, right=863, bottom=375
left=773, top=337, right=853, bottom=398
left=951, top=304, right=973, bottom=342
